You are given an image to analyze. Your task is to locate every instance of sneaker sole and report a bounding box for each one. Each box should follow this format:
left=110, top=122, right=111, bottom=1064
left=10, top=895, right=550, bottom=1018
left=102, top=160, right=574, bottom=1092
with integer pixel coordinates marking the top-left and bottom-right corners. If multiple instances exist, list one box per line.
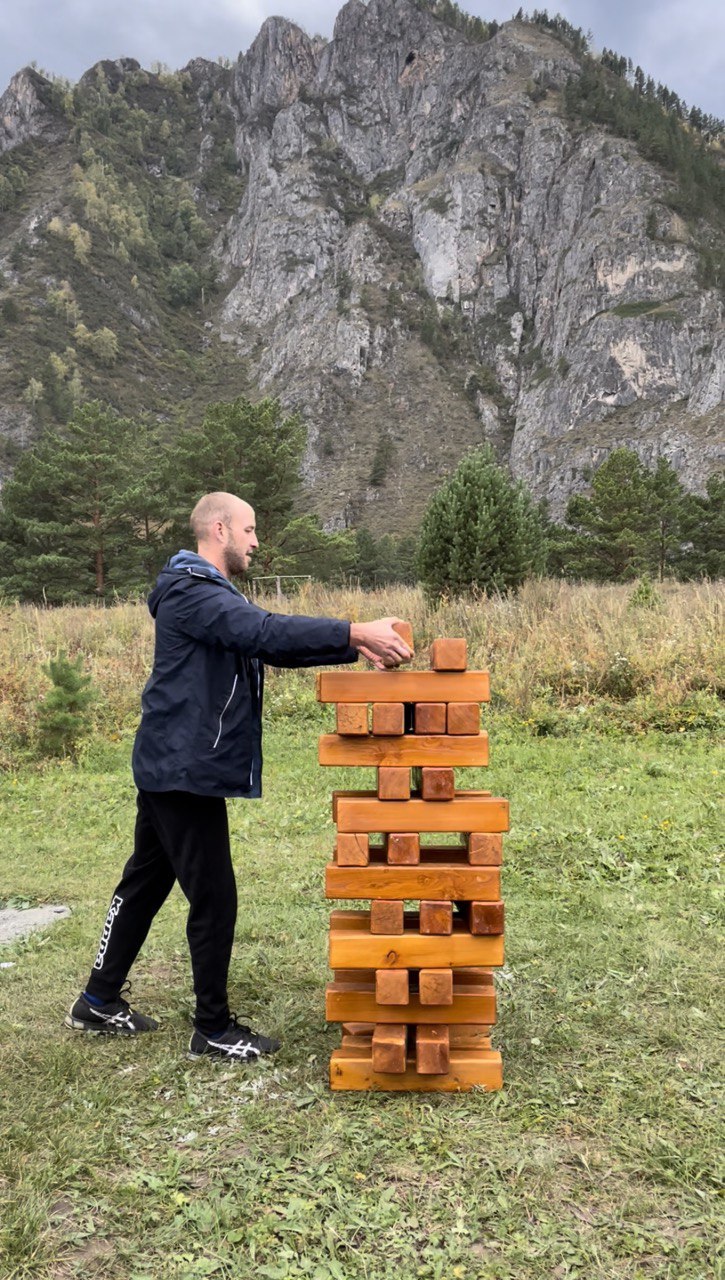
left=64, top=1013, right=158, bottom=1034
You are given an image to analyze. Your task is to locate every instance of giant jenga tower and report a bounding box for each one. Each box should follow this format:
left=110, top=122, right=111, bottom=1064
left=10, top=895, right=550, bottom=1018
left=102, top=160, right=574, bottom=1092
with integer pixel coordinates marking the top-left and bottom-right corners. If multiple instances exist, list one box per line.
left=317, top=631, right=508, bottom=1091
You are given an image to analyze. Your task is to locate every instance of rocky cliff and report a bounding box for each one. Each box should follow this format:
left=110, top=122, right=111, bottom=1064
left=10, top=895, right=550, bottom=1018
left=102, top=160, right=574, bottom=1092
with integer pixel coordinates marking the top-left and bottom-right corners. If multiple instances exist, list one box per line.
left=0, top=0, right=722, bottom=532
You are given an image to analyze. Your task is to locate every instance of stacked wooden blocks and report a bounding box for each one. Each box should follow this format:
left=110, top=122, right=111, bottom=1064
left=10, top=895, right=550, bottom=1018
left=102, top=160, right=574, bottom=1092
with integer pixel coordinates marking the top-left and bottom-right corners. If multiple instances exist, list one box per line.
left=317, top=632, right=508, bottom=1092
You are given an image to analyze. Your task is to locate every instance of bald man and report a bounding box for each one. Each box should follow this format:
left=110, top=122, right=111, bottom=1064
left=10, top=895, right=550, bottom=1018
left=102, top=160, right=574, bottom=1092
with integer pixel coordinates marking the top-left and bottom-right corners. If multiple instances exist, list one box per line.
left=66, top=492, right=411, bottom=1062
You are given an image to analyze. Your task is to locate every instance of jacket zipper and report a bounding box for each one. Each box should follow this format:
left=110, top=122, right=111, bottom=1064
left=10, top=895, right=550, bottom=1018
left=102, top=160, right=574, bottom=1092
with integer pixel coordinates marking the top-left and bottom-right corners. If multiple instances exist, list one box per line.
left=212, top=675, right=238, bottom=750
left=249, top=661, right=261, bottom=788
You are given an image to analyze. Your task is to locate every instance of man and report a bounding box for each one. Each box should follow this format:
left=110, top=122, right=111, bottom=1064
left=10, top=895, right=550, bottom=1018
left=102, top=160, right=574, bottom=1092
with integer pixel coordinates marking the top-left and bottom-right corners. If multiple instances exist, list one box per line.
left=66, top=491, right=411, bottom=1062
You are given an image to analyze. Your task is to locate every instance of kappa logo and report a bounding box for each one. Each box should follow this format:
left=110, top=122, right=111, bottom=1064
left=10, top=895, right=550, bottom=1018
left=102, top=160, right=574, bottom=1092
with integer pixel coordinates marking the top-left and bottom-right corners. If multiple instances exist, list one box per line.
left=92, top=894, right=124, bottom=970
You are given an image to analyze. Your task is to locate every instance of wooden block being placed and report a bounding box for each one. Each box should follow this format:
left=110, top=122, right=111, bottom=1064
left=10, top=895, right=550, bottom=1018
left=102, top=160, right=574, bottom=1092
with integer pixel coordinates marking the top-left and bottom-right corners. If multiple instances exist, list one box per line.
left=336, top=703, right=368, bottom=735
left=371, top=703, right=405, bottom=736
left=325, top=852, right=501, bottom=902
left=465, top=901, right=506, bottom=935
left=418, top=969, right=453, bottom=1006
left=416, top=1025, right=450, bottom=1074
left=414, top=703, right=447, bottom=734
left=317, top=671, right=490, bottom=703
left=419, top=901, right=453, bottom=935
left=393, top=621, right=414, bottom=652
left=386, top=833, right=420, bottom=865
left=329, top=910, right=504, bottom=969
left=372, top=1024, right=407, bottom=1074
left=336, top=794, right=509, bottom=834
left=326, top=977, right=495, bottom=1024
left=430, top=638, right=467, bottom=671
left=377, top=767, right=411, bottom=801
left=319, top=732, right=488, bottom=767
left=468, top=833, right=504, bottom=865
left=447, top=703, right=480, bottom=735
left=375, top=969, right=410, bottom=1005
left=418, top=767, right=455, bottom=801
left=330, top=1046, right=503, bottom=1091
left=370, top=900, right=404, bottom=934
left=335, top=834, right=370, bottom=867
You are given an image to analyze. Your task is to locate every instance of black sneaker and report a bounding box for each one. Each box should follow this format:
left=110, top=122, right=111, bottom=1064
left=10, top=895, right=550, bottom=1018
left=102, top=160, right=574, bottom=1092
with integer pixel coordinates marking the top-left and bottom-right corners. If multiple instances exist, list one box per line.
left=188, top=1014, right=280, bottom=1062
left=65, top=988, right=159, bottom=1035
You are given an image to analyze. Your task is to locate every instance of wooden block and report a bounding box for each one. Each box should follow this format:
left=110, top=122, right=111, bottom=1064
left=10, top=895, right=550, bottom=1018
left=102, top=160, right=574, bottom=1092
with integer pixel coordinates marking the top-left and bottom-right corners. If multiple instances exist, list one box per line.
left=430, top=638, right=467, bottom=671
left=375, top=969, right=410, bottom=1005
left=327, top=978, right=495, bottom=1023
left=468, top=833, right=503, bottom=865
left=336, top=794, right=509, bottom=834
left=329, top=910, right=504, bottom=969
left=330, top=1046, right=502, bottom=1091
left=414, top=703, right=446, bottom=734
left=386, top=833, right=420, bottom=864
left=377, top=767, right=411, bottom=800
left=416, top=1025, right=450, bottom=1074
left=332, top=790, right=370, bottom=822
left=450, top=1024, right=492, bottom=1048
left=317, top=671, right=490, bottom=703
left=418, top=767, right=455, bottom=801
left=370, top=900, right=404, bottom=934
left=336, top=703, right=368, bottom=735
left=447, top=703, right=480, bottom=735
left=371, top=703, right=405, bottom=736
left=325, top=854, right=501, bottom=901
left=393, top=621, right=414, bottom=652
left=372, top=1023, right=407, bottom=1074
left=320, top=732, right=488, bottom=766
left=419, top=901, right=453, bottom=935
left=418, top=969, right=453, bottom=1006
left=466, top=901, right=506, bottom=935
left=335, top=834, right=370, bottom=866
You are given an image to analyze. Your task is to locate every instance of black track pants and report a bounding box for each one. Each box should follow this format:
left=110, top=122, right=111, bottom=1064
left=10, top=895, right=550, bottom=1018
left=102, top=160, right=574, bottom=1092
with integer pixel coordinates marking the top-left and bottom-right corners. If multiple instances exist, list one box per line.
left=85, top=790, right=237, bottom=1035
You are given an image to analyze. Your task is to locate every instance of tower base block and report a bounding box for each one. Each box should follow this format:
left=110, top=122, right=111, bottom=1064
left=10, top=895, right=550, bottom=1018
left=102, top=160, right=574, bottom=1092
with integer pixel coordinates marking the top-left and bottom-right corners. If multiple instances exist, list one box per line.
left=330, top=1045, right=502, bottom=1091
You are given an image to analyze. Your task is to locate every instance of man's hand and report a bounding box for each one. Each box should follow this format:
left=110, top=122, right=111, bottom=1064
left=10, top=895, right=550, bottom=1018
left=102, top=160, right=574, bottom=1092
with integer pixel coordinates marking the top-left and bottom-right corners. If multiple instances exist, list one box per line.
left=350, top=618, right=413, bottom=669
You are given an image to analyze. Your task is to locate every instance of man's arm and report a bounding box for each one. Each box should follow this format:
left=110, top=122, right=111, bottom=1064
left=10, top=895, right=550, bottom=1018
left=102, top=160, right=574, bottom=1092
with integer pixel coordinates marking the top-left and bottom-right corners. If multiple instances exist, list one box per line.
left=172, top=584, right=411, bottom=667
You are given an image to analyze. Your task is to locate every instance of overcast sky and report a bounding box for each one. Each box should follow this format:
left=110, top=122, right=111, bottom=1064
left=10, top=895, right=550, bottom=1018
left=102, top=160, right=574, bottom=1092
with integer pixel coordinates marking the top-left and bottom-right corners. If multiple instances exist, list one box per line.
left=1, top=0, right=723, bottom=118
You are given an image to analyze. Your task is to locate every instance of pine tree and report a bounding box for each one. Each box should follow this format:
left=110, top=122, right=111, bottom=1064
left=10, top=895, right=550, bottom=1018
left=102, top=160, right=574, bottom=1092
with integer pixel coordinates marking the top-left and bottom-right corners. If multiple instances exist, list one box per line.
left=565, top=449, right=653, bottom=580
left=0, top=402, right=149, bottom=601
left=417, top=447, right=545, bottom=599
left=164, top=396, right=352, bottom=580
left=563, top=449, right=690, bottom=581
left=36, top=652, right=95, bottom=757
left=647, top=456, right=686, bottom=581
left=680, top=472, right=725, bottom=578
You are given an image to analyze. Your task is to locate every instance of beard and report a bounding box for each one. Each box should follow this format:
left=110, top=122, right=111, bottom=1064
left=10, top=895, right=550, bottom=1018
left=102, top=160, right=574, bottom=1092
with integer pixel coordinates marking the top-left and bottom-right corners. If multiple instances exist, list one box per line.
left=223, top=536, right=249, bottom=578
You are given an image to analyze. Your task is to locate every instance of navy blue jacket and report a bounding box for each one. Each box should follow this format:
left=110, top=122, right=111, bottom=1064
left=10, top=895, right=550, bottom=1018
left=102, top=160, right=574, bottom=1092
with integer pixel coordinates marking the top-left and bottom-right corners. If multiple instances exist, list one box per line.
left=132, top=551, right=358, bottom=798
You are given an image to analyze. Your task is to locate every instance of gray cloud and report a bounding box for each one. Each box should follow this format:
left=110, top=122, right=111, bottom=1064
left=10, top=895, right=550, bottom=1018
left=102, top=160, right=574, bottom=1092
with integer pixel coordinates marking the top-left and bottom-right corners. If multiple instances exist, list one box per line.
left=1, top=1, right=722, bottom=117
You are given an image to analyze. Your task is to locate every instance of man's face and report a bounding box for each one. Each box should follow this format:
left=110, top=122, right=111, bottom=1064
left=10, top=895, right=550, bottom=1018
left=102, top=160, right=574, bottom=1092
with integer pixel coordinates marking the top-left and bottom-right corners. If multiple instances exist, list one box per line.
left=224, top=503, right=258, bottom=576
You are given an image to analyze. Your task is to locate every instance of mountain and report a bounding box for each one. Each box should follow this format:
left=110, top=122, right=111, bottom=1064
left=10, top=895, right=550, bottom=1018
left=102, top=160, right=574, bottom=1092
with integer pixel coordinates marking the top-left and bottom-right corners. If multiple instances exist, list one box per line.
left=0, top=0, right=723, bottom=533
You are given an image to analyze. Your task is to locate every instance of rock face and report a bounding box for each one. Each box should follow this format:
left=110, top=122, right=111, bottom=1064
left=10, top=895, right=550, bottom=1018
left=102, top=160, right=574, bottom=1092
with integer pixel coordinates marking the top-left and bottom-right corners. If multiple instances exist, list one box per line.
left=0, top=0, right=722, bottom=530
left=0, top=68, right=67, bottom=154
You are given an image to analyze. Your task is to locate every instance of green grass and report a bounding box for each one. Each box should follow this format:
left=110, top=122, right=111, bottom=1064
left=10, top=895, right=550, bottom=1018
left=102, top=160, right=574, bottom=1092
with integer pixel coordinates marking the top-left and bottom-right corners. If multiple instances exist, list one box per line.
left=0, top=719, right=723, bottom=1279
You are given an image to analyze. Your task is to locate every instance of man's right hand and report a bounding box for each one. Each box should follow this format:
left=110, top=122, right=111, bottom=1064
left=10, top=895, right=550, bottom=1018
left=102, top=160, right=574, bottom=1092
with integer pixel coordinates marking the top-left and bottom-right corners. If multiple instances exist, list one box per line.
left=349, top=618, right=413, bottom=669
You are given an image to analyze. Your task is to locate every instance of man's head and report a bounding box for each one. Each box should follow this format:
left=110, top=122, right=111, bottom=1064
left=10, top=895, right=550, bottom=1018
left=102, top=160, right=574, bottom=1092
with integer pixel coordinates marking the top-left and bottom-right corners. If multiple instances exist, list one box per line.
left=189, top=492, right=258, bottom=578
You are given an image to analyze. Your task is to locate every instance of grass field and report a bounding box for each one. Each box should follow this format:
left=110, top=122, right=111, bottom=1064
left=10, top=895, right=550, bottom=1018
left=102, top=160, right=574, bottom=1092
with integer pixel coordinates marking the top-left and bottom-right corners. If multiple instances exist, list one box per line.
left=1, top=707, right=723, bottom=1278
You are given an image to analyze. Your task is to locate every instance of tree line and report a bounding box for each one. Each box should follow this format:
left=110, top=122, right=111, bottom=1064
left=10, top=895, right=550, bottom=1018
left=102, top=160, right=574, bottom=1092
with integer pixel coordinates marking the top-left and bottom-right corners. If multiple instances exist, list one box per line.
left=0, top=398, right=720, bottom=603
left=0, top=398, right=354, bottom=603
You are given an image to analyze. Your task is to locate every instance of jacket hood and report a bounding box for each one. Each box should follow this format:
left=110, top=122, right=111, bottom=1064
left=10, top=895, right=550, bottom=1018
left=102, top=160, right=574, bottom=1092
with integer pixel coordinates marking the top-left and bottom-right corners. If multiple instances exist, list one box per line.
left=148, top=550, right=241, bottom=617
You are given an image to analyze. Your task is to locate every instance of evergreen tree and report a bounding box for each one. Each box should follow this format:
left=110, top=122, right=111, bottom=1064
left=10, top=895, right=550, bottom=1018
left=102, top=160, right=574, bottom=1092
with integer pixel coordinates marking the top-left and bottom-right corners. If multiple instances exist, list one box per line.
left=680, top=472, right=725, bottom=578
left=562, top=449, right=692, bottom=581
left=36, top=651, right=95, bottom=757
left=164, top=396, right=352, bottom=581
left=417, top=447, right=545, bottom=599
left=564, top=449, right=655, bottom=580
left=0, top=402, right=150, bottom=601
left=647, top=456, right=686, bottom=581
